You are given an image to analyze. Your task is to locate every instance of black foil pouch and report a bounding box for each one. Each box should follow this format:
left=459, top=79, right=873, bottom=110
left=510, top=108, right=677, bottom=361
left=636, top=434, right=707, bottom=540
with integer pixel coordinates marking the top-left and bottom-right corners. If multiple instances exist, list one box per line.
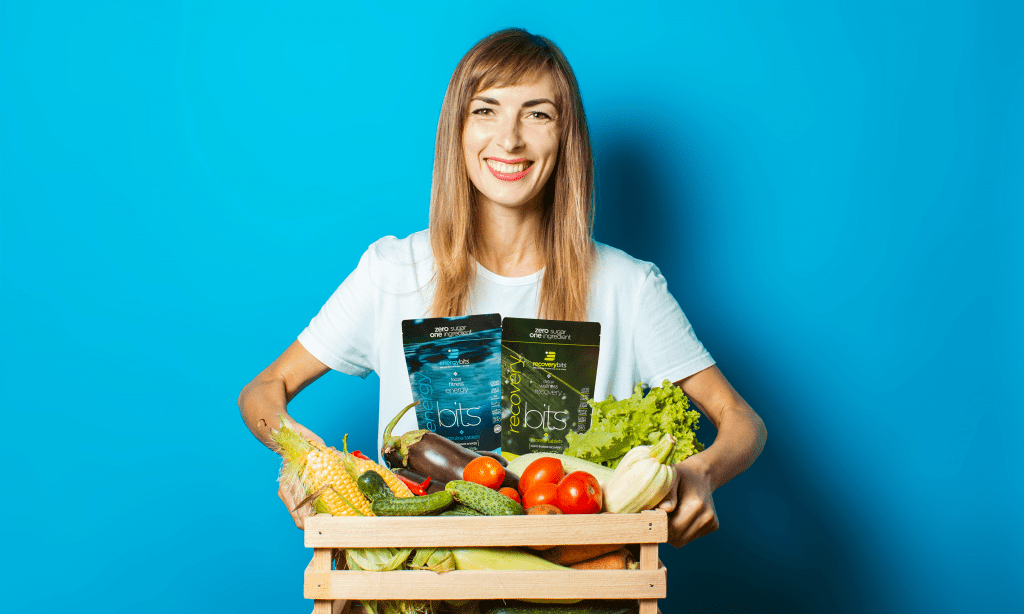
left=402, top=314, right=502, bottom=451
left=500, top=317, right=601, bottom=458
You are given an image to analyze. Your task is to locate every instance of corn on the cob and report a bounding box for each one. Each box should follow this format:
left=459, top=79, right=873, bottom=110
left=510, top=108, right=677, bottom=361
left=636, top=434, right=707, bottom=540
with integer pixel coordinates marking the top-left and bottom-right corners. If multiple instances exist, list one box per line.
left=300, top=447, right=374, bottom=516
left=311, top=437, right=414, bottom=498
left=270, top=416, right=374, bottom=517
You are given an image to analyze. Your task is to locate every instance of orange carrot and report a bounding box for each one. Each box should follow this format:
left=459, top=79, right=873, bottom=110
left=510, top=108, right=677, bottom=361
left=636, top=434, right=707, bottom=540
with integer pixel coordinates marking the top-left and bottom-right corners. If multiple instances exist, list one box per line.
left=540, top=543, right=625, bottom=565
left=569, top=548, right=636, bottom=570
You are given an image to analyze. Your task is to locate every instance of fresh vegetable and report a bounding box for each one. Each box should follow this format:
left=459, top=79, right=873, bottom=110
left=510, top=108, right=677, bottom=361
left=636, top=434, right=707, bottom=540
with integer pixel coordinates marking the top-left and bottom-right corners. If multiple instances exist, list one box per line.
left=525, top=504, right=562, bottom=515
left=408, top=547, right=456, bottom=573
left=477, top=449, right=509, bottom=467
left=506, top=453, right=615, bottom=487
left=451, top=550, right=579, bottom=605
left=602, top=433, right=678, bottom=514
left=338, top=436, right=415, bottom=498
left=555, top=471, right=602, bottom=514
left=394, top=472, right=428, bottom=496
left=382, top=402, right=519, bottom=490
left=522, top=483, right=558, bottom=509
left=480, top=600, right=638, bottom=614
left=563, top=380, right=702, bottom=469
left=357, top=470, right=395, bottom=503
left=451, top=547, right=568, bottom=571
left=270, top=416, right=374, bottom=516
left=517, top=457, right=564, bottom=497
left=344, top=549, right=429, bottom=614
left=540, top=543, right=624, bottom=565
left=440, top=503, right=485, bottom=516
left=446, top=480, right=525, bottom=516
left=568, top=548, right=636, bottom=570
left=499, top=487, right=521, bottom=504
left=394, top=467, right=447, bottom=494
left=463, top=456, right=506, bottom=490
left=371, top=490, right=455, bottom=516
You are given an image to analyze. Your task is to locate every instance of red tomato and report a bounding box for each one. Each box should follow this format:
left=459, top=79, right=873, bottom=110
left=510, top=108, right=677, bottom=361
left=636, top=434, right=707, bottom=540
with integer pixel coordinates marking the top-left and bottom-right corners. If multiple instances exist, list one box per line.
left=555, top=471, right=602, bottom=514
left=463, top=456, right=505, bottom=490
left=522, top=482, right=559, bottom=509
left=518, top=457, right=565, bottom=498
left=498, top=487, right=521, bottom=504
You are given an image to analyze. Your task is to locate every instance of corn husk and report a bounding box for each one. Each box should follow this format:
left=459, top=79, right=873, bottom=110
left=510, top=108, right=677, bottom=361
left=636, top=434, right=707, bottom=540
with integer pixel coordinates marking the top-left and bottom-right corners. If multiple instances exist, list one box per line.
left=409, top=548, right=456, bottom=573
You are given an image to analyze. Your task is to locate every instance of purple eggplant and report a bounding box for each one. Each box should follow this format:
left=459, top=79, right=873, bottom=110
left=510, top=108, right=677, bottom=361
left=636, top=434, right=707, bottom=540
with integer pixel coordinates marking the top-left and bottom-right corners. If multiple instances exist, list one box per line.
left=381, top=401, right=519, bottom=491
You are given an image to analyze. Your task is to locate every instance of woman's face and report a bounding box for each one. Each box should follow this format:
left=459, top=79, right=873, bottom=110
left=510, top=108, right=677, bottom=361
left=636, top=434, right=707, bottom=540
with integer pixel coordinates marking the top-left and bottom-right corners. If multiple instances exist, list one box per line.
left=462, top=72, right=560, bottom=213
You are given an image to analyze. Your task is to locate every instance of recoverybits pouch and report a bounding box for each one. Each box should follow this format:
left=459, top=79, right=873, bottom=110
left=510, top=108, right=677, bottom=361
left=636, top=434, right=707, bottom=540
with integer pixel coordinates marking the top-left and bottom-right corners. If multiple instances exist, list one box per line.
left=402, top=314, right=502, bottom=452
left=500, top=317, right=601, bottom=458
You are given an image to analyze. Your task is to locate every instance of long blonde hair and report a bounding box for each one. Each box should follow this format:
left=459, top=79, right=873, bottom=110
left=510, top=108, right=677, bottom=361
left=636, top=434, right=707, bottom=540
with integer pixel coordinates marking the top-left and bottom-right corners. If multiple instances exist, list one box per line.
left=429, top=29, right=594, bottom=321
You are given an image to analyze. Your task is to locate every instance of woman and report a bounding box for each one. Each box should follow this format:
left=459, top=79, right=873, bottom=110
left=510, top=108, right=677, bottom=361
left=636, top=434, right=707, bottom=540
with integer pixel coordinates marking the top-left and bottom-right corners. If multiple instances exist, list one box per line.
left=239, top=29, right=766, bottom=547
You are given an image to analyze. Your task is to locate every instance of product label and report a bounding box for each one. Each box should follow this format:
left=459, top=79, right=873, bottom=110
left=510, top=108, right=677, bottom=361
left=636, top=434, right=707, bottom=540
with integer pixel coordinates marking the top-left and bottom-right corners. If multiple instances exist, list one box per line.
left=402, top=314, right=502, bottom=451
left=500, top=317, right=601, bottom=457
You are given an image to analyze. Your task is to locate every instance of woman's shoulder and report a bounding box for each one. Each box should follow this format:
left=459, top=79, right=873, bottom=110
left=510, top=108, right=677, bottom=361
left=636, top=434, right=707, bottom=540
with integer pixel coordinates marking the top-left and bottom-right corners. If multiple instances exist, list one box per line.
left=358, top=229, right=433, bottom=294
left=367, top=229, right=432, bottom=264
left=592, top=241, right=657, bottom=279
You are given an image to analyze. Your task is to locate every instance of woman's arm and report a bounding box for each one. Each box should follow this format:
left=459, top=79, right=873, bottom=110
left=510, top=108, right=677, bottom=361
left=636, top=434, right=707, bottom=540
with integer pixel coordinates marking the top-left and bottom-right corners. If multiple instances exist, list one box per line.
left=239, top=340, right=331, bottom=529
left=657, top=365, right=767, bottom=547
left=238, top=340, right=331, bottom=449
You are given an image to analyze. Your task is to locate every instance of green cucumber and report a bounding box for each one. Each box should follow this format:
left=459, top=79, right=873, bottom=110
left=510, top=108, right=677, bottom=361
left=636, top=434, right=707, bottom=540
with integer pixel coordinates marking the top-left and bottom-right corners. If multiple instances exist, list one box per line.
left=440, top=503, right=485, bottom=516
left=357, top=470, right=394, bottom=503
left=481, top=600, right=638, bottom=614
left=445, top=480, right=525, bottom=516
left=371, top=490, right=454, bottom=516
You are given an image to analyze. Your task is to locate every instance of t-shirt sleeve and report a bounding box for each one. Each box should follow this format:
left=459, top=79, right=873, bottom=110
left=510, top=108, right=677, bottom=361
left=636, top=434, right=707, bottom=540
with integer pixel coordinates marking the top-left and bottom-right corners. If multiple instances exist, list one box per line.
left=296, top=248, right=378, bottom=378
left=633, top=265, right=715, bottom=385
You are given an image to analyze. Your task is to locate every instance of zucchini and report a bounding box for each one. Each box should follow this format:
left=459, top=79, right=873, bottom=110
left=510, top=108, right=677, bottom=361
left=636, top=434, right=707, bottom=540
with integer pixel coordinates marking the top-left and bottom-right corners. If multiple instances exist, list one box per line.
left=357, top=470, right=394, bottom=502
left=371, top=490, right=454, bottom=516
left=506, top=453, right=615, bottom=487
left=481, top=600, right=638, bottom=614
left=446, top=480, right=525, bottom=516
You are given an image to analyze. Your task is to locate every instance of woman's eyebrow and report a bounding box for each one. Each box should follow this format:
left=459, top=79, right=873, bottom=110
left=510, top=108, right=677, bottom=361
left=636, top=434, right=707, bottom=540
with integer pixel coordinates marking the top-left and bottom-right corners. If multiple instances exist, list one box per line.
left=469, top=96, right=556, bottom=108
left=522, top=98, right=555, bottom=108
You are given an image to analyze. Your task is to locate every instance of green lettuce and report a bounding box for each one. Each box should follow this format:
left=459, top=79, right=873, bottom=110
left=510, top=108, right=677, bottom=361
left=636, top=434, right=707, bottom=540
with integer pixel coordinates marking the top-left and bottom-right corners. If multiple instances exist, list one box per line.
left=563, top=380, right=704, bottom=468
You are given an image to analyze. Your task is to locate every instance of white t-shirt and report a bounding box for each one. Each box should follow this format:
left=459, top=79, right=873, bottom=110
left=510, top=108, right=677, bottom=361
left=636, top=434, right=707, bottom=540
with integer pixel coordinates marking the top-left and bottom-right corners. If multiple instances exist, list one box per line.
left=297, top=230, right=715, bottom=454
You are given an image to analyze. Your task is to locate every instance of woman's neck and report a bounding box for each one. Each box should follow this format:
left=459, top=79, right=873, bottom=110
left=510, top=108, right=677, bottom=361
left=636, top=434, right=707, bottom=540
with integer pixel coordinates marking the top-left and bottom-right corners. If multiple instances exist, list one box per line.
left=473, top=198, right=545, bottom=278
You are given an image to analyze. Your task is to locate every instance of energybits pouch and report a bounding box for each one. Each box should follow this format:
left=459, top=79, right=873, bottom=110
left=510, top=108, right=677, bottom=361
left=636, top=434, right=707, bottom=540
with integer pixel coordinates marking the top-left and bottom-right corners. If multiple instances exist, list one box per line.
left=402, top=314, right=502, bottom=451
left=500, top=317, right=601, bottom=459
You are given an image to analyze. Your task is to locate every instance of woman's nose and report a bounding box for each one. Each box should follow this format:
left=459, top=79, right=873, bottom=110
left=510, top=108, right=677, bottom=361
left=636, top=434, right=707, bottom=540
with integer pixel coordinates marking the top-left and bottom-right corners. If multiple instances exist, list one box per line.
left=496, top=116, right=524, bottom=152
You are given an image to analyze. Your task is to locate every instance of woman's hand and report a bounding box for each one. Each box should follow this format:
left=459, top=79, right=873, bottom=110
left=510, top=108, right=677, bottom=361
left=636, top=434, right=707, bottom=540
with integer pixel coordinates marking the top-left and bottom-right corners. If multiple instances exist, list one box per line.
left=275, top=420, right=325, bottom=530
left=650, top=365, right=766, bottom=547
left=656, top=454, right=719, bottom=547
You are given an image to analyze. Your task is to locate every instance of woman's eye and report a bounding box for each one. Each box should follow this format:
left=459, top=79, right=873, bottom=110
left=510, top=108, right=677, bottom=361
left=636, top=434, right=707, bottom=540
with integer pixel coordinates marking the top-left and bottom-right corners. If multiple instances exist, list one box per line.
left=528, top=111, right=552, bottom=120
left=471, top=108, right=494, bottom=116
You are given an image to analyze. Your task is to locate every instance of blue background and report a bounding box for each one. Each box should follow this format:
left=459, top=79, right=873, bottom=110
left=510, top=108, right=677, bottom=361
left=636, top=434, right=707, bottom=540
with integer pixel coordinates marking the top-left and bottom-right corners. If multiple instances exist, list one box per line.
left=2, top=1, right=1021, bottom=612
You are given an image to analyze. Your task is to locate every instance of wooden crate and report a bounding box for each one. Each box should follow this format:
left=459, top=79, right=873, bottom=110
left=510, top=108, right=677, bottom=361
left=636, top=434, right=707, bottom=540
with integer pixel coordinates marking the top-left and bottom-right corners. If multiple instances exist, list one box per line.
left=304, top=509, right=668, bottom=614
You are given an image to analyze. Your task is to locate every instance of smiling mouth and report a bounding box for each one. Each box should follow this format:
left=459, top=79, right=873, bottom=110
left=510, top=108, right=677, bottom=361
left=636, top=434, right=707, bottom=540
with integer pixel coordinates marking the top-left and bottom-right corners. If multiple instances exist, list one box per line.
left=486, top=158, right=534, bottom=181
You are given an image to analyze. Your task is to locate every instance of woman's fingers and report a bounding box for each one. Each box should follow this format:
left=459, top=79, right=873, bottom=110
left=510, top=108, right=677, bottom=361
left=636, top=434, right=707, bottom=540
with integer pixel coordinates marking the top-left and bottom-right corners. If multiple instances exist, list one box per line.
left=666, top=489, right=718, bottom=547
left=677, top=508, right=719, bottom=547
left=278, top=482, right=308, bottom=530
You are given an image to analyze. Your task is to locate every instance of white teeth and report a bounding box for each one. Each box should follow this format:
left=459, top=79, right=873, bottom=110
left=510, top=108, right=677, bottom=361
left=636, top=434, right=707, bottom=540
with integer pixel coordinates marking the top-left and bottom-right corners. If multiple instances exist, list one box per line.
left=487, top=159, right=529, bottom=174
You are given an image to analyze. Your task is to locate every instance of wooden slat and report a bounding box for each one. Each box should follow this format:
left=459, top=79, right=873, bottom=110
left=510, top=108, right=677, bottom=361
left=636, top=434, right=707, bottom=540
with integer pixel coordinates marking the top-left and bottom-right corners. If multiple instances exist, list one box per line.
left=640, top=543, right=659, bottom=570
left=305, top=510, right=668, bottom=548
left=304, top=569, right=666, bottom=600
left=640, top=598, right=658, bottom=614
left=311, top=549, right=334, bottom=614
